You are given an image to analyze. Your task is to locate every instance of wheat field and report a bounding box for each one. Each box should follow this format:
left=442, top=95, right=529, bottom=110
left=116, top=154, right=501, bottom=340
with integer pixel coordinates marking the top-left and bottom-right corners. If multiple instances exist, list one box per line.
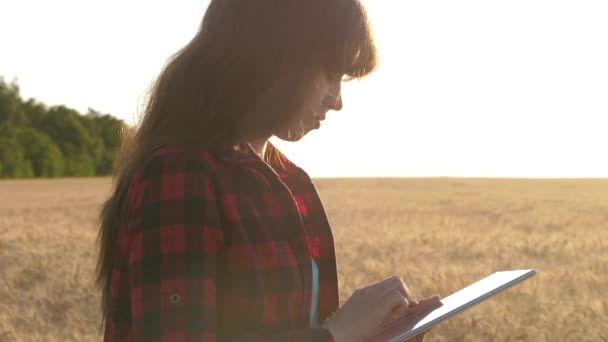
left=0, top=177, right=607, bottom=341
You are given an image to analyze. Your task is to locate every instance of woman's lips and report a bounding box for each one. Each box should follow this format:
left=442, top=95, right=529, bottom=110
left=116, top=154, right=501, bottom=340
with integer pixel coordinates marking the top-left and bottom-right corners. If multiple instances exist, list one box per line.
left=313, top=111, right=327, bottom=129
left=314, top=117, right=321, bottom=129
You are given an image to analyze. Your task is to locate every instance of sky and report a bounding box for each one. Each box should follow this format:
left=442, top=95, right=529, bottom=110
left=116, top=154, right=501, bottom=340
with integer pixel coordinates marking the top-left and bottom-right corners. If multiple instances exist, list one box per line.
left=1, top=0, right=607, bottom=178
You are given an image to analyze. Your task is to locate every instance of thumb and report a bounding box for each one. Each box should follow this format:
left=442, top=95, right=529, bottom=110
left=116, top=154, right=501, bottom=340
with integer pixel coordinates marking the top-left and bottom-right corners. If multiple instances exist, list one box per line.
left=418, top=294, right=442, bottom=307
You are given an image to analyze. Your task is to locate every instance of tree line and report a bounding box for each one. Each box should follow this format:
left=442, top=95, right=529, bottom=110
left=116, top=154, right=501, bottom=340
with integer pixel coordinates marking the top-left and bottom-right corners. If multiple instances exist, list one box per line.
left=0, top=77, right=126, bottom=178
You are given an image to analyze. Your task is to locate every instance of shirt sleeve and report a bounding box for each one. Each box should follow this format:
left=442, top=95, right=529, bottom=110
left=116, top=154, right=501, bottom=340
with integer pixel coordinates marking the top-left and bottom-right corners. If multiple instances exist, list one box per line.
left=125, top=152, right=335, bottom=342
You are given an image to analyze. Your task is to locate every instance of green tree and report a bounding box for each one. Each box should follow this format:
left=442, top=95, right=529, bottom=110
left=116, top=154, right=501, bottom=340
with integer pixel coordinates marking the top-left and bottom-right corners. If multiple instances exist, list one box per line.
left=21, top=98, right=48, bottom=128
left=0, top=77, right=27, bottom=125
left=0, top=76, right=126, bottom=178
left=84, top=108, right=124, bottom=175
left=0, top=136, right=33, bottom=178
left=36, top=105, right=97, bottom=176
left=14, top=127, right=64, bottom=177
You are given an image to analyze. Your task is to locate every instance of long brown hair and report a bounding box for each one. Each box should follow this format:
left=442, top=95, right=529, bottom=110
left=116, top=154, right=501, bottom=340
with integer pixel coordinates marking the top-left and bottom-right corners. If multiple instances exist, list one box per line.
left=94, top=0, right=377, bottom=331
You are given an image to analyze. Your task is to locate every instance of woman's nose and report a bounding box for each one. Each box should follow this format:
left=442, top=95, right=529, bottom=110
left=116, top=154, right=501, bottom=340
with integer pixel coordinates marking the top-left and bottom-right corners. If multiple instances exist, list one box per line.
left=334, top=95, right=343, bottom=111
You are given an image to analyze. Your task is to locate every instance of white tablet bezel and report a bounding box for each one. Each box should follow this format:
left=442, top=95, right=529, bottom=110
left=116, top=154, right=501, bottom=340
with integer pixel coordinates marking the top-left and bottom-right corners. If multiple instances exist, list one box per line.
left=379, top=269, right=537, bottom=342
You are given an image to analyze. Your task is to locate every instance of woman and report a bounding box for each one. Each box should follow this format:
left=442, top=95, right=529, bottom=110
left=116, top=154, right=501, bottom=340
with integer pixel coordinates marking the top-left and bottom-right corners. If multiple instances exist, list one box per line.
left=95, top=0, right=442, bottom=341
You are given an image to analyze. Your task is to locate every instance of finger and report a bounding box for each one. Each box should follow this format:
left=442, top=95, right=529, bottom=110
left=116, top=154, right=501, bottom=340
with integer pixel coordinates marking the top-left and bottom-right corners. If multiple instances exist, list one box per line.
left=378, top=277, right=417, bottom=305
left=393, top=276, right=414, bottom=302
left=392, top=295, right=442, bottom=321
left=407, top=296, right=443, bottom=316
left=380, top=290, right=409, bottom=314
left=417, top=294, right=442, bottom=309
left=375, top=291, right=410, bottom=329
left=380, top=285, right=416, bottom=310
left=361, top=276, right=391, bottom=299
left=373, top=276, right=403, bottom=295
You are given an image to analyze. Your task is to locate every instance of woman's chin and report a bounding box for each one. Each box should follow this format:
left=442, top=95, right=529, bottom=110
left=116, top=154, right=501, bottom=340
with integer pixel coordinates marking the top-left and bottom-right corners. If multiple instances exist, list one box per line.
left=275, top=133, right=305, bottom=142
left=274, top=128, right=313, bottom=142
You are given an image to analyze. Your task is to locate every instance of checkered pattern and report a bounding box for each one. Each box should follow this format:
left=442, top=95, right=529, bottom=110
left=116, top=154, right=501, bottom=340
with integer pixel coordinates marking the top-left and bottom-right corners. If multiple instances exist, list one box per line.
left=103, top=142, right=339, bottom=341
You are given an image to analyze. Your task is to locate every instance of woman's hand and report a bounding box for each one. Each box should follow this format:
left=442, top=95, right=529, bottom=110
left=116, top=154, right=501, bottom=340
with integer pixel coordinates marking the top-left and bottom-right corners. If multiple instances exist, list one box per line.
left=321, top=276, right=440, bottom=342
left=368, top=295, right=443, bottom=342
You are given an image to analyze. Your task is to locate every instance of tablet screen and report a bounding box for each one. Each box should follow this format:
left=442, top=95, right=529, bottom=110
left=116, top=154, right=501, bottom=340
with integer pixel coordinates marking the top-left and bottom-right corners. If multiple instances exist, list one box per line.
left=371, top=269, right=537, bottom=342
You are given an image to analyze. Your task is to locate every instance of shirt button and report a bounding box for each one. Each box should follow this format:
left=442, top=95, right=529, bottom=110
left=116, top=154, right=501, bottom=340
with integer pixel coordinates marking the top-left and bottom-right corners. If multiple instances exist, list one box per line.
left=169, top=293, right=181, bottom=304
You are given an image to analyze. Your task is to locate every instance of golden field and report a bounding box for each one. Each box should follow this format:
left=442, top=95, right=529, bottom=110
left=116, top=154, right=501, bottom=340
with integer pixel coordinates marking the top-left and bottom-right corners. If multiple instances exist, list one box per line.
left=0, top=177, right=607, bottom=341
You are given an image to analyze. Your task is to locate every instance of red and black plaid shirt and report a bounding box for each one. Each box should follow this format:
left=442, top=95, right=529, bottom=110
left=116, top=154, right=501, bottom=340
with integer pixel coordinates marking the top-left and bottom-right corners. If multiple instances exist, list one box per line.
left=104, top=142, right=339, bottom=341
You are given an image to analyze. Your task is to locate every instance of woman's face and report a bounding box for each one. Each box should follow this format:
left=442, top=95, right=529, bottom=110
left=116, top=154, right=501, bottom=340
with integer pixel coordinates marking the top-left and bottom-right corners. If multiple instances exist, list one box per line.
left=274, top=70, right=343, bottom=141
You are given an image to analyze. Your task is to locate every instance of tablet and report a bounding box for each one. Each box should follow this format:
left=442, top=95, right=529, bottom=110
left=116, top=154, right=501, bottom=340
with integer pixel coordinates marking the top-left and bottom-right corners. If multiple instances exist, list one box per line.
left=371, top=269, right=537, bottom=342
